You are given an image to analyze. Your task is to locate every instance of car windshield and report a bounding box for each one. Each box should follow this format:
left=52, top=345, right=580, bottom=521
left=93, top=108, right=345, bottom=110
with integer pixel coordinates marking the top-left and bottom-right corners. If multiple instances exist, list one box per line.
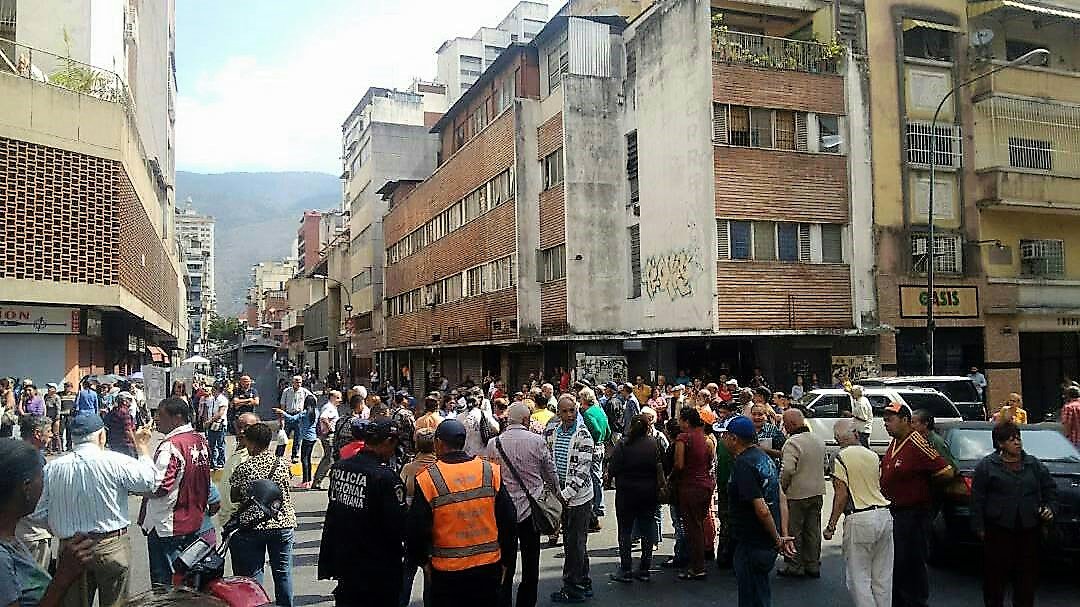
left=947, top=428, right=1080, bottom=463
left=920, top=381, right=980, bottom=403
left=797, top=392, right=821, bottom=408
left=900, top=392, right=960, bottom=419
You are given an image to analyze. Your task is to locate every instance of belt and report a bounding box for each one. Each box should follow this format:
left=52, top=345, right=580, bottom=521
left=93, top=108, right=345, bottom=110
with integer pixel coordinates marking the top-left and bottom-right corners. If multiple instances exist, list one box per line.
left=850, top=505, right=886, bottom=514
left=85, top=528, right=128, bottom=540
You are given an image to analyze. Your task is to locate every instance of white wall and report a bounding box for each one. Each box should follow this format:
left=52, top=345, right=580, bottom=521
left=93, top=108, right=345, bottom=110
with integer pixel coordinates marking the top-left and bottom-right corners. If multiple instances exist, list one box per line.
left=844, top=49, right=877, bottom=328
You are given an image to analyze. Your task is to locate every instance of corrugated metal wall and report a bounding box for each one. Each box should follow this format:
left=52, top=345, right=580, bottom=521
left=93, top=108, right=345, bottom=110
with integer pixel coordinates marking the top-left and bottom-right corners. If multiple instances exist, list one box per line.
left=569, top=18, right=611, bottom=78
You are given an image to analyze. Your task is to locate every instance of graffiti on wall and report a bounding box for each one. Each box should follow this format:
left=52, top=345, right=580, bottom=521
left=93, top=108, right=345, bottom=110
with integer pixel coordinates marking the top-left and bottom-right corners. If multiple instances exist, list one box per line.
left=643, top=248, right=703, bottom=300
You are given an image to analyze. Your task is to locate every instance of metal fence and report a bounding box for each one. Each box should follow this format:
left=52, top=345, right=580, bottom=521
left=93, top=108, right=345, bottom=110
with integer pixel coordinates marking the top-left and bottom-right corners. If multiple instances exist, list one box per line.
left=975, top=95, right=1080, bottom=177
left=712, top=30, right=841, bottom=75
left=0, top=37, right=133, bottom=109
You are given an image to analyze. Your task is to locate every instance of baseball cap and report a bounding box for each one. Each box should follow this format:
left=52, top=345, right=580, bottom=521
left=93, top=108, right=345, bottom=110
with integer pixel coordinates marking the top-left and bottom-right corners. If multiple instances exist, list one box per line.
left=46, top=383, right=58, bottom=389
left=69, top=413, right=105, bottom=436
left=116, top=391, right=135, bottom=403
left=603, top=381, right=618, bottom=391
left=433, top=418, right=467, bottom=443
left=714, top=414, right=755, bottom=440
left=883, top=401, right=912, bottom=418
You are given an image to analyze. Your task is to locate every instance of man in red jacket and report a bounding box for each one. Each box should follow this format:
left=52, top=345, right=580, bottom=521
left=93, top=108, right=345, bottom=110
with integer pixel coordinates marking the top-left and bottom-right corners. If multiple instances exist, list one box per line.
left=140, top=396, right=211, bottom=587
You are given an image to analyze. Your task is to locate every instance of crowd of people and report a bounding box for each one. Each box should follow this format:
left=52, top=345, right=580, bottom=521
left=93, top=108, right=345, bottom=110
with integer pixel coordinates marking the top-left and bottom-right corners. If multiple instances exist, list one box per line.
left=0, top=366, right=1074, bottom=607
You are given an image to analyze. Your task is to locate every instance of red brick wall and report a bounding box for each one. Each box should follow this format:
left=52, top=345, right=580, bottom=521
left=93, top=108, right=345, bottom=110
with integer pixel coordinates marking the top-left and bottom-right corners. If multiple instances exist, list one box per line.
left=712, top=63, right=845, bottom=115
left=714, top=147, right=848, bottom=223
left=537, top=113, right=563, bottom=159
left=541, top=278, right=568, bottom=334
left=386, top=289, right=518, bottom=348
left=386, top=109, right=516, bottom=245
left=716, top=262, right=852, bottom=329
left=0, top=137, right=177, bottom=324
left=299, top=214, right=321, bottom=272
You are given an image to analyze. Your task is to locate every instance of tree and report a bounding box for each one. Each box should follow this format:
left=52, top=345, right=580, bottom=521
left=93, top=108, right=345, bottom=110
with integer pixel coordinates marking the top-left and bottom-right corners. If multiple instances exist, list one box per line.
left=206, top=314, right=244, bottom=341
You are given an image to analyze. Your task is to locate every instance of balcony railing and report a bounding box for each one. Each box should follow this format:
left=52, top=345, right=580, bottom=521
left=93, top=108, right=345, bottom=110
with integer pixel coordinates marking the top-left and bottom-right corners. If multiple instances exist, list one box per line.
left=974, top=95, right=1080, bottom=178
left=712, top=30, right=841, bottom=75
left=0, top=37, right=133, bottom=109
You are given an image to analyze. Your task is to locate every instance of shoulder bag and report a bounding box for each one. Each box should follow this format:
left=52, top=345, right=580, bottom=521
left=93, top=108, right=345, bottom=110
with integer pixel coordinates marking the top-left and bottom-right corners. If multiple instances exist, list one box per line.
left=495, top=437, right=563, bottom=535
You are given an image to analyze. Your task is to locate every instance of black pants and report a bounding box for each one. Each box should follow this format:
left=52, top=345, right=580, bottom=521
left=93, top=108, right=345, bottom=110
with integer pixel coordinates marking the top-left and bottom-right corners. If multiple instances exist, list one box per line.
left=892, top=507, right=931, bottom=607
left=300, top=439, right=315, bottom=482
left=561, top=503, right=591, bottom=591
left=498, top=514, right=541, bottom=607
left=334, top=573, right=401, bottom=607
left=983, top=524, right=1040, bottom=607
left=616, top=494, right=657, bottom=573
left=430, top=563, right=500, bottom=607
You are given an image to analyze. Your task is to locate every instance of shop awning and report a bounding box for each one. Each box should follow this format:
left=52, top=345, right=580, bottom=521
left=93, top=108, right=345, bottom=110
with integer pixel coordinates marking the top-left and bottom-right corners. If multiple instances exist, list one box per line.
left=969, top=0, right=1080, bottom=21
left=902, top=18, right=963, bottom=33
left=147, top=345, right=170, bottom=364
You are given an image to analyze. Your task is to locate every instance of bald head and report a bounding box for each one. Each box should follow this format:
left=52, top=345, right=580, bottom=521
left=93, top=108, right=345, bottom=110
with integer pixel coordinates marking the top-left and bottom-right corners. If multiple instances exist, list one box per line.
left=834, top=418, right=860, bottom=447
left=236, top=412, right=259, bottom=442
left=507, top=402, right=532, bottom=425
left=781, top=408, right=805, bottom=434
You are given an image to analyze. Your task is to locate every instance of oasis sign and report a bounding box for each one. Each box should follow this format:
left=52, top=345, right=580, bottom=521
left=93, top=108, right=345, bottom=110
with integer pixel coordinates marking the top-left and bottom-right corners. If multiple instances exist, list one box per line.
left=899, top=286, right=979, bottom=319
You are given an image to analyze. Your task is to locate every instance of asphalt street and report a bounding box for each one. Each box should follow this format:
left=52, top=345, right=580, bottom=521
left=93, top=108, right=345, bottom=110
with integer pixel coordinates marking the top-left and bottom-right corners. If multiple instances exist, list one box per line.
left=122, top=483, right=1079, bottom=606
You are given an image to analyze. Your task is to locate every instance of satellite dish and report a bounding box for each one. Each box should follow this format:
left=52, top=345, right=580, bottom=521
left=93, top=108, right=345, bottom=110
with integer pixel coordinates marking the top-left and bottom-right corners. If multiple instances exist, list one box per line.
left=971, top=29, right=995, bottom=47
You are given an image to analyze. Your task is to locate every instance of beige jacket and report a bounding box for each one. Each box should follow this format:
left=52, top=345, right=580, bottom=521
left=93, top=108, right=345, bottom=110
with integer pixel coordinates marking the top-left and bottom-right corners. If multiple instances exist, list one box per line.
left=780, top=428, right=827, bottom=500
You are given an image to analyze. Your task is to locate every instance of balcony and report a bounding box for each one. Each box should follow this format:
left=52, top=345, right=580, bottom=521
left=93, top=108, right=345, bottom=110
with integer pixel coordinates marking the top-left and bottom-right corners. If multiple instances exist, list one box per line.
left=712, top=30, right=841, bottom=76
left=973, top=93, right=1080, bottom=213
left=973, top=62, right=1080, bottom=105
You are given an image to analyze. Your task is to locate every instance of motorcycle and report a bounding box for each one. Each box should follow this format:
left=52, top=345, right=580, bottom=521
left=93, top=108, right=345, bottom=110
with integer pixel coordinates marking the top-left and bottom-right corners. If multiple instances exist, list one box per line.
left=171, top=479, right=283, bottom=607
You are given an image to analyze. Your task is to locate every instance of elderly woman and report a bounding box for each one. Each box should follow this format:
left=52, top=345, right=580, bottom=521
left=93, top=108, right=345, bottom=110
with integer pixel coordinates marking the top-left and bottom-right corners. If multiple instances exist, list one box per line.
left=971, top=422, right=1056, bottom=607
left=0, top=439, right=96, bottom=607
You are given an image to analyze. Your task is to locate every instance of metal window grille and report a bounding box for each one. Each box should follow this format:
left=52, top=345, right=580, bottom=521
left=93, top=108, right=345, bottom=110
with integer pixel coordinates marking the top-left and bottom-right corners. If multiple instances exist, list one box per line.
left=716, top=219, right=730, bottom=259
left=712, top=30, right=841, bottom=75
left=798, top=224, right=812, bottom=262
left=976, top=96, right=1079, bottom=177
left=911, top=233, right=961, bottom=274
left=626, top=132, right=639, bottom=204
left=713, top=103, right=729, bottom=144
left=629, top=225, right=641, bottom=297
left=906, top=121, right=962, bottom=167
left=1020, top=239, right=1065, bottom=277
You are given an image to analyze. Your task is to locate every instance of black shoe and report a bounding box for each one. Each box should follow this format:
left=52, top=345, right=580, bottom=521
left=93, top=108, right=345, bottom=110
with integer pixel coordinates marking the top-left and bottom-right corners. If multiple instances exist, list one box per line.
left=551, top=589, right=586, bottom=603
left=609, top=570, right=633, bottom=583
left=577, top=580, right=594, bottom=598
left=634, top=570, right=651, bottom=582
left=660, top=558, right=686, bottom=569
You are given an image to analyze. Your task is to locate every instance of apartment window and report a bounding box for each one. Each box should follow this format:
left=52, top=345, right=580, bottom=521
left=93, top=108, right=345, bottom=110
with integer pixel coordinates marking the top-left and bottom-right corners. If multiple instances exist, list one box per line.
left=818, top=115, right=841, bottom=154
left=777, top=223, right=799, bottom=261
left=428, top=273, right=463, bottom=306
left=821, top=224, right=844, bottom=263
left=351, top=270, right=372, bottom=292
left=1020, top=239, right=1065, bottom=277
left=548, top=37, right=569, bottom=93
left=911, top=232, right=961, bottom=274
left=539, top=245, right=567, bottom=282
left=753, top=222, right=776, bottom=261
left=729, top=106, right=751, bottom=146
left=1008, top=137, right=1052, bottom=171
left=355, top=312, right=373, bottom=332
left=486, top=256, right=514, bottom=291
left=626, top=131, right=639, bottom=205
left=902, top=25, right=954, bottom=62
left=750, top=109, right=773, bottom=148
left=543, top=149, right=564, bottom=189
left=907, top=122, right=960, bottom=167
left=629, top=225, right=642, bottom=298
left=775, top=111, right=796, bottom=151
left=465, top=266, right=484, bottom=297
left=730, top=221, right=752, bottom=260
left=717, top=104, right=813, bottom=152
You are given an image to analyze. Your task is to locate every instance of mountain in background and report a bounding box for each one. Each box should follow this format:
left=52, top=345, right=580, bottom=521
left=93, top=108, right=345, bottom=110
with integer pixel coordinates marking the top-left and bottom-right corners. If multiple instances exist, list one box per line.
left=175, top=171, right=341, bottom=316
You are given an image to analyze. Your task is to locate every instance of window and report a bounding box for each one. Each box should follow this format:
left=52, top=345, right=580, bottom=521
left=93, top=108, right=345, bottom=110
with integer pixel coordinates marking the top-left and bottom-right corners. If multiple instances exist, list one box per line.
left=753, top=222, right=776, bottom=261
left=548, top=37, right=569, bottom=93
left=712, top=103, right=728, bottom=144
left=629, top=225, right=642, bottom=298
left=539, top=245, right=567, bottom=282
left=907, top=122, right=960, bottom=167
left=716, top=104, right=814, bottom=152
left=465, top=266, right=484, bottom=297
left=1006, top=40, right=1043, bottom=63
left=486, top=256, right=514, bottom=291
left=1020, top=239, right=1065, bottom=277
left=775, top=111, right=795, bottom=151
left=428, top=274, right=463, bottom=305
left=729, top=106, right=751, bottom=146
left=911, top=232, right=961, bottom=274
left=354, top=312, right=373, bottom=332
left=821, top=224, right=844, bottom=263
left=626, top=132, right=639, bottom=205
left=730, top=221, right=752, bottom=260
left=387, top=289, right=423, bottom=317
left=902, top=25, right=954, bottom=62
left=777, top=223, right=799, bottom=261
left=543, top=149, right=564, bottom=189
left=818, top=115, right=840, bottom=153
left=811, top=395, right=852, bottom=418
left=351, top=270, right=372, bottom=291
left=1008, top=137, right=1052, bottom=171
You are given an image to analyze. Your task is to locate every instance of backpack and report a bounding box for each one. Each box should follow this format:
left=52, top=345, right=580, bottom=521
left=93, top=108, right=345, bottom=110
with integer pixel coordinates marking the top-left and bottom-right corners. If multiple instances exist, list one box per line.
left=477, top=409, right=497, bottom=444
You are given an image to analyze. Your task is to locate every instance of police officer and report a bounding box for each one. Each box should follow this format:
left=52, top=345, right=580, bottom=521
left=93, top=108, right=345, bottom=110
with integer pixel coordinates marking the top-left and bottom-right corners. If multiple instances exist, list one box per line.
left=318, top=418, right=407, bottom=606
left=406, top=419, right=517, bottom=607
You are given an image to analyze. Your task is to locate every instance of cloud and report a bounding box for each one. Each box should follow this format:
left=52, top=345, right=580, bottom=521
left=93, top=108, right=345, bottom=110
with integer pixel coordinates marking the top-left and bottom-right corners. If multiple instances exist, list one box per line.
left=176, top=1, right=548, bottom=174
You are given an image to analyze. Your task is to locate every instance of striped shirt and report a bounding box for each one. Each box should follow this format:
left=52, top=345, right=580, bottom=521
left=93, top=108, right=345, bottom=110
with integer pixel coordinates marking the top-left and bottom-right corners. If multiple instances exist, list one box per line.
left=31, top=442, right=157, bottom=538
left=553, top=422, right=575, bottom=485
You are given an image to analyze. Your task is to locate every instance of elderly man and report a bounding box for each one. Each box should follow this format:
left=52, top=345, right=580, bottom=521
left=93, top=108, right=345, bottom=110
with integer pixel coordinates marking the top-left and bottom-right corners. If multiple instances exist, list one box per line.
left=32, top=413, right=156, bottom=607
left=825, top=419, right=893, bottom=607
left=545, top=394, right=595, bottom=603
left=778, top=409, right=826, bottom=578
left=278, top=375, right=312, bottom=464
left=485, top=402, right=560, bottom=607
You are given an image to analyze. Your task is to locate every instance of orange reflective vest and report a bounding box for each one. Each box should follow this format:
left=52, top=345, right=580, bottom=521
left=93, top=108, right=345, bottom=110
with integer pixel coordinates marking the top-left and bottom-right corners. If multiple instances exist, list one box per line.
left=415, top=457, right=502, bottom=572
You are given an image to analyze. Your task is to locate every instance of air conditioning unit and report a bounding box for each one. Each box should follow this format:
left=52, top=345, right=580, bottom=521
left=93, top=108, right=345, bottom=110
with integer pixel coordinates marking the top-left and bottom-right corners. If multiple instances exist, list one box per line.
left=491, top=318, right=504, bottom=331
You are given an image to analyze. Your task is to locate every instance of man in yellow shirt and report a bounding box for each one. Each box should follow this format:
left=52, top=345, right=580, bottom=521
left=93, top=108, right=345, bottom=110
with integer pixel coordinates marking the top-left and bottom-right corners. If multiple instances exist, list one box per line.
left=633, top=376, right=652, bottom=407
left=529, top=397, right=556, bottom=433
left=993, top=393, right=1028, bottom=424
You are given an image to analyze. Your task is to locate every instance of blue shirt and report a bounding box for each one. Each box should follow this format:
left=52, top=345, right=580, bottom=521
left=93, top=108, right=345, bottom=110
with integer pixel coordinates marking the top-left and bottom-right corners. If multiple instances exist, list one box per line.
left=728, top=445, right=782, bottom=550
left=73, top=388, right=100, bottom=416
left=32, top=443, right=158, bottom=538
left=0, top=540, right=50, bottom=607
left=283, top=407, right=317, bottom=442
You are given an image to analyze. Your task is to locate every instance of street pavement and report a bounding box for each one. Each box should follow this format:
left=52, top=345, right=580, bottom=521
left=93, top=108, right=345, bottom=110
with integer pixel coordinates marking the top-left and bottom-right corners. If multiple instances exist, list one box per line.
left=123, top=484, right=1079, bottom=606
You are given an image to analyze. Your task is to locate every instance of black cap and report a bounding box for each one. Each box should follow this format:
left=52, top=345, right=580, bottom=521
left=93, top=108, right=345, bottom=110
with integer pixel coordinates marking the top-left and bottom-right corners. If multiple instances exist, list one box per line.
left=352, top=418, right=399, bottom=442
left=433, top=418, right=467, bottom=444
left=603, top=381, right=618, bottom=391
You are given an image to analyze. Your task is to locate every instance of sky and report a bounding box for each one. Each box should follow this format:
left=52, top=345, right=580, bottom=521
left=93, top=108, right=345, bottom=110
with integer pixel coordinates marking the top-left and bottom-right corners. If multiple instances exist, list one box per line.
left=175, top=1, right=556, bottom=175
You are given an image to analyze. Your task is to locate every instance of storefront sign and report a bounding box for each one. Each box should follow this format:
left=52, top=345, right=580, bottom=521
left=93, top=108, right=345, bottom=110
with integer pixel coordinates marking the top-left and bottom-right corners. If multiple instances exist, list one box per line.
left=1017, top=315, right=1080, bottom=332
left=128, top=334, right=140, bottom=352
left=899, top=286, right=979, bottom=319
left=0, top=305, right=80, bottom=334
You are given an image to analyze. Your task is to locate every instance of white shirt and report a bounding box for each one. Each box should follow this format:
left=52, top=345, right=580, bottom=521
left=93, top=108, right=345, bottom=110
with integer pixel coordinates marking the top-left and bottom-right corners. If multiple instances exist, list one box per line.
left=968, top=372, right=987, bottom=395
left=463, top=407, right=500, bottom=457
left=852, top=396, right=873, bottom=434
left=211, top=393, right=229, bottom=423
left=280, top=386, right=313, bottom=414
left=319, top=402, right=340, bottom=435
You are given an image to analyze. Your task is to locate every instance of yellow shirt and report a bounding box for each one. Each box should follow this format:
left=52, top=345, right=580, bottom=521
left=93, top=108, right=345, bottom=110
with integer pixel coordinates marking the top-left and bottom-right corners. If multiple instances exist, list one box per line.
left=633, top=385, right=652, bottom=405
left=531, top=408, right=555, bottom=427
left=993, top=406, right=1028, bottom=425
left=833, top=445, right=890, bottom=511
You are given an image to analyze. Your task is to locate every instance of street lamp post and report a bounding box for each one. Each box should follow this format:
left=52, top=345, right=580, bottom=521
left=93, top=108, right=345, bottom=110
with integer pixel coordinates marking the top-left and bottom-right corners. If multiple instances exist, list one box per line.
left=924, top=48, right=1048, bottom=374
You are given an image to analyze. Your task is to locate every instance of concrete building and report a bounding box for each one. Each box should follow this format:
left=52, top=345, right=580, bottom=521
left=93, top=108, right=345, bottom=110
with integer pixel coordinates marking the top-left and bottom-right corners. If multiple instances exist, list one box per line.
left=379, top=0, right=876, bottom=393
left=0, top=0, right=183, bottom=382
left=295, top=209, right=346, bottom=276
left=436, top=1, right=549, bottom=103
left=339, top=82, right=446, bottom=381
left=176, top=198, right=216, bottom=352
left=249, top=259, right=296, bottom=315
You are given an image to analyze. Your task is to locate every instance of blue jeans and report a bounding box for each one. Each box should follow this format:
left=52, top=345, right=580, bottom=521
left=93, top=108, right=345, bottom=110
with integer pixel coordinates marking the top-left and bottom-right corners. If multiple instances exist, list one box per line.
left=733, top=543, right=777, bottom=607
left=147, top=531, right=199, bottom=587
left=590, top=443, right=605, bottom=517
left=669, top=504, right=687, bottom=566
left=231, top=527, right=294, bottom=607
left=207, top=429, right=226, bottom=469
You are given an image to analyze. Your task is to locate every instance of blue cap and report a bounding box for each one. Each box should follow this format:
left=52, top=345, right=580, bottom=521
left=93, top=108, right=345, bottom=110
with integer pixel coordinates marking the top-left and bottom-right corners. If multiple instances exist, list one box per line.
left=69, top=413, right=105, bottom=436
left=433, top=418, right=467, bottom=443
left=715, top=415, right=755, bottom=440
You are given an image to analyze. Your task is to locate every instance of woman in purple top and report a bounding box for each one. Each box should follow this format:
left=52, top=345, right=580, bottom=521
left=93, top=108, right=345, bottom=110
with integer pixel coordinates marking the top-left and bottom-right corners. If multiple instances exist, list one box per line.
left=19, top=386, right=45, bottom=417
left=672, top=407, right=715, bottom=580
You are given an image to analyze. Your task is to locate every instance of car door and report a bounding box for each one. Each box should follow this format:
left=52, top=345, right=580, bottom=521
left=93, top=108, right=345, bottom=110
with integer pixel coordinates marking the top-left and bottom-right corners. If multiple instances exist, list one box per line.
left=807, top=394, right=852, bottom=457
left=866, top=394, right=894, bottom=454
